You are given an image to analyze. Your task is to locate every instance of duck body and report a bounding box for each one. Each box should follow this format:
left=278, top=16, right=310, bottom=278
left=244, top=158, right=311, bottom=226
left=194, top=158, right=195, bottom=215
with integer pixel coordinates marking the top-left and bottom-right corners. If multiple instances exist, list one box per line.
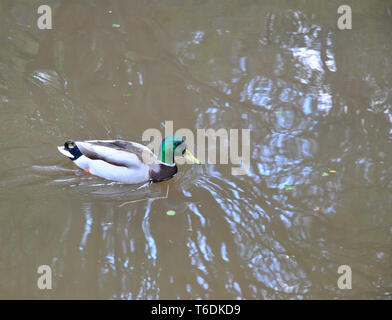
left=57, top=139, right=178, bottom=184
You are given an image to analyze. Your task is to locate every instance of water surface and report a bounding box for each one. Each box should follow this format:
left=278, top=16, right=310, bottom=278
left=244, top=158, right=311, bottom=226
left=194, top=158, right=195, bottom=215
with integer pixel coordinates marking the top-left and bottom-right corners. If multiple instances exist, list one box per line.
left=0, top=0, right=391, bottom=299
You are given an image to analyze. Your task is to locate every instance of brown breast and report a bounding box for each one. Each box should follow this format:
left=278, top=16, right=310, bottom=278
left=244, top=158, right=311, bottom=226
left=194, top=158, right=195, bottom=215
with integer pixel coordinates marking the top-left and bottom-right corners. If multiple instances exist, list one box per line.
left=149, top=164, right=178, bottom=182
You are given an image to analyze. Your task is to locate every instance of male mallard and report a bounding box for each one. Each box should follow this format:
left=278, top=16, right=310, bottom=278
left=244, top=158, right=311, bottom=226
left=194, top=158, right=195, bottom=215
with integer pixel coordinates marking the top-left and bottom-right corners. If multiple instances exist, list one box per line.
left=57, top=135, right=200, bottom=184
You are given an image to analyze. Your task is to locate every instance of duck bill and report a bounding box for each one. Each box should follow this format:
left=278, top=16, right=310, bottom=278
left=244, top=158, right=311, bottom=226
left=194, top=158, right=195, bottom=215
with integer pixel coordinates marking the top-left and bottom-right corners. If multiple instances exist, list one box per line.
left=184, top=149, right=201, bottom=164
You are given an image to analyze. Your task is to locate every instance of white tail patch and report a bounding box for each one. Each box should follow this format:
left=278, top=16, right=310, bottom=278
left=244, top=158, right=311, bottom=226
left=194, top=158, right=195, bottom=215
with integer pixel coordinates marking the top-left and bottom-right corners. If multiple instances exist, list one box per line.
left=57, top=146, right=74, bottom=158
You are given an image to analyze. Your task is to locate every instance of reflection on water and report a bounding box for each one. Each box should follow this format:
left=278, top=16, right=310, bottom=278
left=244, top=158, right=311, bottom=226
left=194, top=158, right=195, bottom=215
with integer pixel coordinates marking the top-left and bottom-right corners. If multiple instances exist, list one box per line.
left=0, top=0, right=391, bottom=299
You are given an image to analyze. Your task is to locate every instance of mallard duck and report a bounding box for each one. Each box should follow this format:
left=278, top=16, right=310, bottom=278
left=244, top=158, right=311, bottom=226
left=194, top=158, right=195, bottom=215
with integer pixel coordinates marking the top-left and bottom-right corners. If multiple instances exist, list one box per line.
left=57, top=135, right=200, bottom=184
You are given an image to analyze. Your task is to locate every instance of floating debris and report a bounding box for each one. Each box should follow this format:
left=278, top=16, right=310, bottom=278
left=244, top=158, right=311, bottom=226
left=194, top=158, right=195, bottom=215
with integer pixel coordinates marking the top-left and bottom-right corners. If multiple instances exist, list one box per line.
left=124, top=93, right=132, bottom=96
left=112, top=24, right=121, bottom=28
left=322, top=168, right=337, bottom=177
left=119, top=184, right=170, bottom=207
left=166, top=210, right=176, bottom=216
left=285, top=185, right=294, bottom=191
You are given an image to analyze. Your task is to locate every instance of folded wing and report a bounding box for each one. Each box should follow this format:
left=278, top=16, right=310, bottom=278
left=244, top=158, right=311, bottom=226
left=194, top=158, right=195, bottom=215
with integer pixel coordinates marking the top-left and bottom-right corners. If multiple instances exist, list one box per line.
left=75, top=140, right=158, bottom=168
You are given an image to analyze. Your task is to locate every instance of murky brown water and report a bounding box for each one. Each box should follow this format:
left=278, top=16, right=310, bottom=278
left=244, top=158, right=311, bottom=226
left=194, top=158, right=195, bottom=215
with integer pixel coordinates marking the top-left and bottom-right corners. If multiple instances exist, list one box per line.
left=1, top=0, right=391, bottom=299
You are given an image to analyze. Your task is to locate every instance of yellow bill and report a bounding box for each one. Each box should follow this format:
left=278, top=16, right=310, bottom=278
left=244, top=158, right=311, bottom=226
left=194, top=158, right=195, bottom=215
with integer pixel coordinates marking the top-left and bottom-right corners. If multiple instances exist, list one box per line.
left=183, top=149, right=201, bottom=164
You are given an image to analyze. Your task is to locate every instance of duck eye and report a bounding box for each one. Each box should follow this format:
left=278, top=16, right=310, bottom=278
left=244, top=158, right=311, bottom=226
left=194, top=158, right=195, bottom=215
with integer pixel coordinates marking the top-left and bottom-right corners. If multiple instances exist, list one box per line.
left=182, top=148, right=186, bottom=155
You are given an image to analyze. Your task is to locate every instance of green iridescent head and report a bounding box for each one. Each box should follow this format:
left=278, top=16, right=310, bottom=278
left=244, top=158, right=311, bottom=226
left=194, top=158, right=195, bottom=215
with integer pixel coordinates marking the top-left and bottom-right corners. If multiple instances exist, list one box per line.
left=158, top=135, right=200, bottom=165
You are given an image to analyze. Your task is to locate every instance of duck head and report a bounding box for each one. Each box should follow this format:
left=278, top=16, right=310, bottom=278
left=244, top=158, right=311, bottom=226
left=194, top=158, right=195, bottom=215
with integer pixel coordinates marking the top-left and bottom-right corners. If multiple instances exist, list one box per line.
left=158, top=135, right=200, bottom=165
